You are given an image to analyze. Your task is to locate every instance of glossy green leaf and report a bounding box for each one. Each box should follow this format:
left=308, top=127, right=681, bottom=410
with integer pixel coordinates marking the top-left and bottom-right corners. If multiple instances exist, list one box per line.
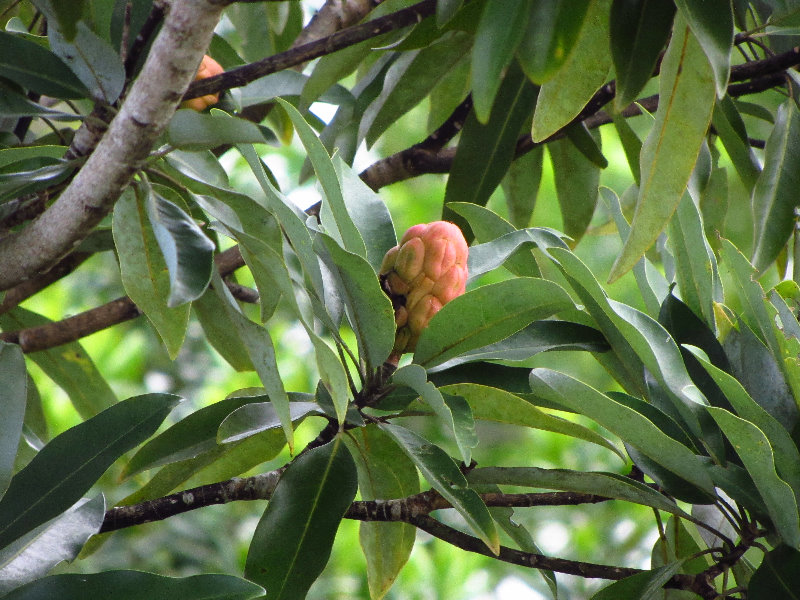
left=532, top=0, right=612, bottom=141
left=470, top=0, right=529, bottom=121
left=363, top=31, right=472, bottom=144
left=610, top=0, right=675, bottom=110
left=466, top=227, right=568, bottom=281
left=440, top=383, right=624, bottom=461
left=146, top=184, right=214, bottom=307
left=711, top=95, right=761, bottom=190
left=32, top=0, right=85, bottom=41
left=192, top=290, right=254, bottom=371
left=612, top=116, right=643, bottom=185
left=549, top=134, right=600, bottom=245
left=244, top=436, right=357, bottom=599
left=529, top=368, right=714, bottom=493
left=708, top=407, right=800, bottom=547
left=347, top=427, right=418, bottom=600
left=413, top=277, right=574, bottom=368
left=591, top=562, right=686, bottom=600
left=379, top=423, right=500, bottom=554
left=443, top=61, right=538, bottom=231
left=0, top=495, right=104, bottom=596
left=468, top=467, right=689, bottom=517
left=516, top=0, right=590, bottom=84
left=674, top=0, right=733, bottom=97
left=0, top=308, right=117, bottom=419
left=748, top=545, right=800, bottom=600
left=501, top=145, right=543, bottom=228
left=218, top=401, right=324, bottom=444
left=238, top=70, right=352, bottom=108
left=0, top=342, right=26, bottom=499
left=168, top=110, right=271, bottom=151
left=3, top=571, right=264, bottom=600
left=112, top=188, right=189, bottom=359
left=0, top=31, right=87, bottom=98
left=751, top=101, right=800, bottom=274
left=48, top=21, right=125, bottom=103
left=609, top=15, right=716, bottom=282
left=0, top=87, right=80, bottom=120
left=0, top=393, right=179, bottom=549
left=317, top=234, right=395, bottom=370
left=436, top=0, right=463, bottom=25
left=393, top=364, right=477, bottom=465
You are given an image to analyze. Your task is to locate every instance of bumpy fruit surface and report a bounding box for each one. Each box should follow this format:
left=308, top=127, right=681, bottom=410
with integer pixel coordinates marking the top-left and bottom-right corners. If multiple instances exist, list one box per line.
left=181, top=55, right=224, bottom=111
left=380, top=221, right=468, bottom=358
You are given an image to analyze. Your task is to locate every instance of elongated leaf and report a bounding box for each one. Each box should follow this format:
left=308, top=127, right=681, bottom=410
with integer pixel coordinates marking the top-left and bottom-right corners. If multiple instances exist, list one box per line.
left=346, top=428, right=418, bottom=600
left=413, top=277, right=574, bottom=368
left=379, top=423, right=499, bottom=554
left=113, top=188, right=189, bottom=358
left=609, top=15, right=716, bottom=282
left=708, top=407, right=800, bottom=547
left=0, top=343, right=26, bottom=499
left=146, top=184, right=214, bottom=306
left=549, top=134, right=600, bottom=245
left=532, top=0, right=612, bottom=141
left=468, top=467, right=689, bottom=517
left=751, top=101, right=800, bottom=274
left=529, top=368, right=714, bottom=493
left=0, top=31, right=87, bottom=98
left=244, top=436, right=357, bottom=599
left=317, top=234, right=395, bottom=370
left=516, top=0, right=590, bottom=84
left=748, top=545, right=800, bottom=600
left=610, top=0, right=675, bottom=110
left=218, top=401, right=325, bottom=444
left=0, top=308, right=116, bottom=419
left=0, top=495, right=105, bottom=596
left=674, top=0, right=733, bottom=97
left=712, top=95, right=761, bottom=190
left=437, top=0, right=463, bottom=25
left=591, top=562, right=686, bottom=600
left=444, top=61, right=538, bottom=231
left=393, top=364, right=477, bottom=465
left=440, top=383, right=624, bottom=460
left=0, top=393, right=179, bottom=549
left=192, top=290, right=254, bottom=371
left=501, top=145, right=543, bottom=228
left=3, top=571, right=264, bottom=600
left=466, top=227, right=568, bottom=281
left=168, top=110, right=271, bottom=150
left=470, top=0, right=529, bottom=121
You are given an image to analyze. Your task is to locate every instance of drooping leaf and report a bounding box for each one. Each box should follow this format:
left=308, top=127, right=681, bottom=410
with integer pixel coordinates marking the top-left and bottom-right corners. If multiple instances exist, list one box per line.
left=673, top=0, right=733, bottom=97
left=217, top=401, right=325, bottom=444
left=192, top=290, right=254, bottom=371
left=0, top=393, right=179, bottom=549
left=167, top=110, right=272, bottom=150
left=501, top=145, right=543, bottom=228
left=0, top=343, right=26, bottom=499
left=465, top=227, right=568, bottom=281
left=609, top=15, right=716, bottom=282
left=413, top=277, right=574, bottom=368
left=590, top=562, right=687, bottom=600
left=751, top=101, right=800, bottom=274
left=549, top=134, right=600, bottom=245
left=244, top=436, right=357, bottom=599
left=0, top=31, right=87, bottom=98
left=748, top=545, right=800, bottom=600
left=436, top=0, right=463, bottom=25
left=711, top=95, right=761, bottom=190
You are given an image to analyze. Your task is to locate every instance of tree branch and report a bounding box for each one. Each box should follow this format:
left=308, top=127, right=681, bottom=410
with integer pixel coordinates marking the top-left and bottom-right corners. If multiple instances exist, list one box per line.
left=0, top=0, right=227, bottom=292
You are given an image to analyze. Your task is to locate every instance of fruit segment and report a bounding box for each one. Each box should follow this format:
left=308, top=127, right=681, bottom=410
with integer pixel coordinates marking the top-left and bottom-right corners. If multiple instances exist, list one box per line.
left=181, top=55, right=224, bottom=111
left=380, top=221, right=468, bottom=359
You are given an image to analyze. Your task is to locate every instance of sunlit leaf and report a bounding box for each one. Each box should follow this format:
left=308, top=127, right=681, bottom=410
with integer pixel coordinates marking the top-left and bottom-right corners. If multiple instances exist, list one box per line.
left=674, top=0, right=733, bottom=97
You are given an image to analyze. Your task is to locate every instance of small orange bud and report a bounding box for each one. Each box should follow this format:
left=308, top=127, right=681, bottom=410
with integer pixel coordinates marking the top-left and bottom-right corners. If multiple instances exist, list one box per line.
left=181, top=55, right=224, bottom=112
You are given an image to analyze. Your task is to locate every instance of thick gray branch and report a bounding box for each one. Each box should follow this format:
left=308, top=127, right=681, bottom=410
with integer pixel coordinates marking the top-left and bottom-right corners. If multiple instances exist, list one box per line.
left=0, top=0, right=227, bottom=292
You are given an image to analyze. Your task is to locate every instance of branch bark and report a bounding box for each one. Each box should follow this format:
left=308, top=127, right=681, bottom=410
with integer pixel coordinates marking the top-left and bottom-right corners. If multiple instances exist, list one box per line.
left=0, top=0, right=227, bottom=292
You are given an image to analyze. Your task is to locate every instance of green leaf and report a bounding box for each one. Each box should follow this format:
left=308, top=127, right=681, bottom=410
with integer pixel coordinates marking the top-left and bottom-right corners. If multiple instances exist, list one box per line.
left=33, top=0, right=85, bottom=41
left=609, top=15, right=716, bottom=282
left=751, top=101, right=800, bottom=274
left=146, top=184, right=214, bottom=307
left=0, top=495, right=104, bottom=596
left=501, top=145, right=543, bottom=228
left=0, top=87, right=81, bottom=120
left=708, top=407, right=800, bottom=547
left=440, top=383, right=624, bottom=461
left=393, top=364, right=477, bottom=465
left=168, top=110, right=272, bottom=150
left=443, top=61, right=538, bottom=232
left=591, top=562, right=686, bottom=600
left=346, top=427, right=418, bottom=600
left=0, top=31, right=87, bottom=98
left=0, top=308, right=117, bottom=419
left=112, top=187, right=189, bottom=359
left=413, top=277, right=574, bottom=368
left=610, top=0, right=675, bottom=110
left=217, top=400, right=324, bottom=444
left=612, top=116, right=642, bottom=185
left=379, top=423, right=500, bottom=554
left=466, top=227, right=568, bottom=280
left=711, top=95, right=761, bottom=190
left=468, top=467, right=689, bottom=517
left=244, top=436, right=357, bottom=599
left=48, top=21, right=125, bottom=103
left=437, top=0, right=463, bottom=25
left=192, top=290, right=254, bottom=371
left=470, top=0, right=529, bottom=121
left=531, top=0, right=612, bottom=141
left=0, top=393, right=179, bottom=549
left=549, top=134, right=600, bottom=245
left=516, top=0, right=590, bottom=84
left=748, top=545, right=800, bottom=600
left=3, top=571, right=264, bottom=600
left=674, top=0, right=733, bottom=97
left=317, top=234, right=395, bottom=370
left=529, top=368, right=714, bottom=494
left=0, top=343, right=26, bottom=499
